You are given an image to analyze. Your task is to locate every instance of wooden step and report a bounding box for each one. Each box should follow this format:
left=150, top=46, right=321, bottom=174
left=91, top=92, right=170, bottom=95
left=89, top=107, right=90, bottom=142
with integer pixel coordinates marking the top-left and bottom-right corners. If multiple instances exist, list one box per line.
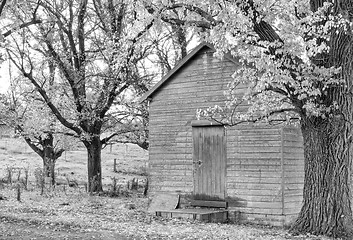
left=156, top=208, right=228, bottom=222
left=190, top=200, right=228, bottom=209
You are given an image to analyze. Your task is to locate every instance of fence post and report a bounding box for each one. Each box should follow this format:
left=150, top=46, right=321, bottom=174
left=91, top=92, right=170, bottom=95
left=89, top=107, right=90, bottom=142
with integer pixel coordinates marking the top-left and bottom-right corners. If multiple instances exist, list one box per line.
left=17, top=184, right=21, bottom=201
left=114, top=158, right=117, bottom=172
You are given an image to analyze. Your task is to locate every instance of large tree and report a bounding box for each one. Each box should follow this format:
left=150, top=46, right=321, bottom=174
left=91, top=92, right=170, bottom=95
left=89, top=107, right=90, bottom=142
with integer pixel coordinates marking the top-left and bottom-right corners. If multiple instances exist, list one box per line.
left=5, top=0, right=159, bottom=192
left=147, top=0, right=353, bottom=238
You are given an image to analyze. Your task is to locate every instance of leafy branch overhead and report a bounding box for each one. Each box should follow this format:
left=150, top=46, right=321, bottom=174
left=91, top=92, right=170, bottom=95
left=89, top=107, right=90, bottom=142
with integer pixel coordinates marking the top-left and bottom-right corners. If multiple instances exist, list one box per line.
left=150, top=0, right=350, bottom=124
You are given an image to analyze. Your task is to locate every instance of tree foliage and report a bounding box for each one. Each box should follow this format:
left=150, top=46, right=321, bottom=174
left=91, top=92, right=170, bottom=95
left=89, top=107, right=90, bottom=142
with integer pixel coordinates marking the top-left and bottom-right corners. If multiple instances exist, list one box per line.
left=3, top=0, right=186, bottom=192
left=1, top=0, right=200, bottom=192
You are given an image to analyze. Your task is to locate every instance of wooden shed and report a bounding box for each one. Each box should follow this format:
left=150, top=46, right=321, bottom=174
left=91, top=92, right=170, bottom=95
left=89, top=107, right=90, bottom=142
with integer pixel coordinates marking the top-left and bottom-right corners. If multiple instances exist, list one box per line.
left=141, top=42, right=304, bottom=226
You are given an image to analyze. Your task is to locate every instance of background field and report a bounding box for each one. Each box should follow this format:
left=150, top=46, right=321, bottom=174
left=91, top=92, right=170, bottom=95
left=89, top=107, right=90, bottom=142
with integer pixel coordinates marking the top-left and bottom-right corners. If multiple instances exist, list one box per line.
left=0, top=137, right=148, bottom=186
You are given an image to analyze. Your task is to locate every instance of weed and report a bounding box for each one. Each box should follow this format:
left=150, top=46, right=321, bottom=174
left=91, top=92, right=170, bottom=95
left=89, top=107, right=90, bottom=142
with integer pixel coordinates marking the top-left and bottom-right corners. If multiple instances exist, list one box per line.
left=130, top=178, right=139, bottom=190
left=143, top=178, right=149, bottom=196
left=64, top=174, right=78, bottom=187
left=34, top=168, right=45, bottom=195
left=23, top=168, right=29, bottom=190
left=16, top=168, right=21, bottom=182
left=5, top=166, right=13, bottom=184
left=108, top=177, right=121, bottom=197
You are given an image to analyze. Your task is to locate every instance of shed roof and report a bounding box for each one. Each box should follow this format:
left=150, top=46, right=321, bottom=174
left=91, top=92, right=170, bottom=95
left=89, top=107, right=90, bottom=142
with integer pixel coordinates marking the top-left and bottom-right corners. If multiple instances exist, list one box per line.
left=140, top=42, right=237, bottom=102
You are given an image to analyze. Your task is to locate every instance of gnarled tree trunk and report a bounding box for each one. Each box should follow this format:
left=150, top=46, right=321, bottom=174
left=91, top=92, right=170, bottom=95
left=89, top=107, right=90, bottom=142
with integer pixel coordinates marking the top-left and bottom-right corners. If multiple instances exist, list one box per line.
left=291, top=116, right=353, bottom=238
left=42, top=135, right=57, bottom=186
left=84, top=135, right=103, bottom=192
left=290, top=1, right=353, bottom=238
left=22, top=132, right=64, bottom=186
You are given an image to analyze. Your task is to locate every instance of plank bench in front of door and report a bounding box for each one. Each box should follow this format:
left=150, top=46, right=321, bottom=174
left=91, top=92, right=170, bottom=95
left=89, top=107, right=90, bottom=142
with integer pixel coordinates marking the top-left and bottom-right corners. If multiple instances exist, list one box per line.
left=155, top=200, right=228, bottom=223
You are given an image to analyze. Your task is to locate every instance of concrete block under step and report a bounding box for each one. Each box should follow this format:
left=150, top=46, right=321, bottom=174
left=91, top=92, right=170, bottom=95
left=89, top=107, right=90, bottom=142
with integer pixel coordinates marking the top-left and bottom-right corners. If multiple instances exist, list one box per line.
left=156, top=209, right=228, bottom=223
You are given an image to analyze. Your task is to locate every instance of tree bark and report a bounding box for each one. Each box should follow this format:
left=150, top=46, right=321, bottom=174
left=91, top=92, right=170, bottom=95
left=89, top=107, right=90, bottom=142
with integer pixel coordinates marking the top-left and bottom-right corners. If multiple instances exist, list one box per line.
left=290, top=116, right=353, bottom=238
left=41, top=134, right=64, bottom=185
left=21, top=131, right=63, bottom=186
left=84, top=135, right=103, bottom=192
left=43, top=156, right=55, bottom=185
left=290, top=1, right=353, bottom=238
left=42, top=136, right=56, bottom=186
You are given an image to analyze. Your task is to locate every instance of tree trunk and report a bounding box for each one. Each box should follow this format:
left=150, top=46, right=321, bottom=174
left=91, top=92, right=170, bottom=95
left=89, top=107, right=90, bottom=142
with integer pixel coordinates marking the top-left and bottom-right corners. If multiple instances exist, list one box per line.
left=22, top=132, right=61, bottom=186
left=291, top=116, right=353, bottom=238
left=43, top=156, right=56, bottom=185
left=85, top=135, right=103, bottom=192
left=42, top=135, right=56, bottom=185
left=289, top=1, right=353, bottom=238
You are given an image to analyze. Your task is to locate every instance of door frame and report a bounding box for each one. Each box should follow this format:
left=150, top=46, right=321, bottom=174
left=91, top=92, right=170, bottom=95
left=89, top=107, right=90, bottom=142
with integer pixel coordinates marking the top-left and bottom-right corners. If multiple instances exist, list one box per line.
left=191, top=120, right=227, bottom=200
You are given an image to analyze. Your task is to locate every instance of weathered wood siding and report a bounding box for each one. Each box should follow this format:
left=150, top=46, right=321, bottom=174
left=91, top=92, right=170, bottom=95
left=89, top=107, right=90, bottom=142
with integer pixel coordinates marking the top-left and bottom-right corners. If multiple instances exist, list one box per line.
left=148, top=46, right=304, bottom=226
left=149, top=48, right=235, bottom=193
left=282, top=126, right=304, bottom=223
left=226, top=125, right=284, bottom=225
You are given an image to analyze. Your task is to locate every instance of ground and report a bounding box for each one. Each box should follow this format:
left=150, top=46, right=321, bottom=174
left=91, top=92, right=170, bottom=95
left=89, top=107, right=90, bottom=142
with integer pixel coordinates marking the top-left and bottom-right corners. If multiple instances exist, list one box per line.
left=0, top=137, right=333, bottom=240
left=0, top=187, right=332, bottom=240
left=0, top=219, right=129, bottom=240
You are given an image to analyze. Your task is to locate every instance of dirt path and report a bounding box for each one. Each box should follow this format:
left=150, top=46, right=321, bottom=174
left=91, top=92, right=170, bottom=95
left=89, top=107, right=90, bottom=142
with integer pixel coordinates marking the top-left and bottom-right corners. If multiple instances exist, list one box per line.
left=0, top=218, right=133, bottom=240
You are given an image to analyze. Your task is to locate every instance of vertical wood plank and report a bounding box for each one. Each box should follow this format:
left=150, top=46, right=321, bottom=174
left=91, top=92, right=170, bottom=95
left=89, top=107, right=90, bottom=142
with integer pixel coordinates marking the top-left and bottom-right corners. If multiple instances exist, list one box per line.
left=216, top=131, right=221, bottom=197
left=198, top=129, right=203, bottom=195
left=207, top=130, right=213, bottom=197
left=221, top=127, right=226, bottom=199
left=280, top=127, right=285, bottom=215
left=213, top=134, right=218, bottom=197
left=204, top=129, right=210, bottom=196
left=192, top=127, right=199, bottom=195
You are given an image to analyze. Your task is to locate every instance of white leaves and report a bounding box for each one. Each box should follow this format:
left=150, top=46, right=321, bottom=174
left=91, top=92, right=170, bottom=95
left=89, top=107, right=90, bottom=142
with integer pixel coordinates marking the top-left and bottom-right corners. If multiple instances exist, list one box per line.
left=196, top=0, right=346, bottom=117
left=200, top=41, right=343, bottom=123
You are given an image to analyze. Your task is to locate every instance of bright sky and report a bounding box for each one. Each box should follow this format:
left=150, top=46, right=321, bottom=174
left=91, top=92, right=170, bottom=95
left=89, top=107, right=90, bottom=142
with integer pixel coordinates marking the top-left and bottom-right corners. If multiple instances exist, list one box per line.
left=0, top=78, right=10, bottom=94
left=0, top=61, right=11, bottom=94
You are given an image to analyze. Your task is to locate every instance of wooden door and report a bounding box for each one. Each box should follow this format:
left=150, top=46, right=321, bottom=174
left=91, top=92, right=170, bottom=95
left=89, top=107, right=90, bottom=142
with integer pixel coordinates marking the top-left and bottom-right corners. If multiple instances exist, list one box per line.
left=192, top=126, right=226, bottom=200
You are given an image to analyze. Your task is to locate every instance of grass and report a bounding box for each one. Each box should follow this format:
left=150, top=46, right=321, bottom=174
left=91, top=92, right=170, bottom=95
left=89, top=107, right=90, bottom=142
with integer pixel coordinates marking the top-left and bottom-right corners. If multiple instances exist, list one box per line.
left=0, top=137, right=333, bottom=239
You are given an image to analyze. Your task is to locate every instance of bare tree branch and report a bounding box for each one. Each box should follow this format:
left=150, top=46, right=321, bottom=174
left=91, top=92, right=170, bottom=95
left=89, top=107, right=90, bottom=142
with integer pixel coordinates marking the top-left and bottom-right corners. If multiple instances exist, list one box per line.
left=0, top=0, right=7, bottom=16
